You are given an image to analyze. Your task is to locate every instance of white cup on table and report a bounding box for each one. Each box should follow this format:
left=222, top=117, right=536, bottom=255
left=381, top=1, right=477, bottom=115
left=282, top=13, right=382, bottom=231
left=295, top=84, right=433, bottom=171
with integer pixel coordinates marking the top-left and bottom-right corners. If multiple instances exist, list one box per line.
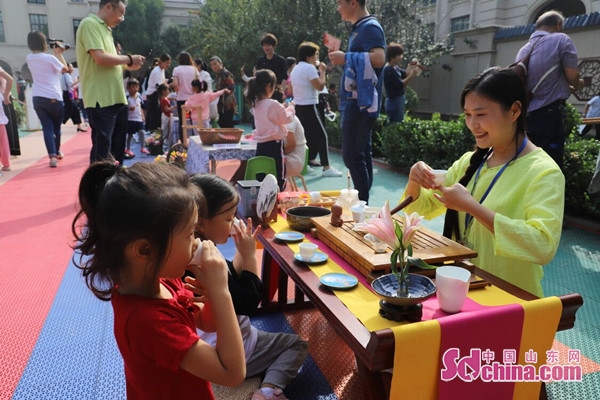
left=436, top=266, right=471, bottom=313
left=299, top=243, right=318, bottom=260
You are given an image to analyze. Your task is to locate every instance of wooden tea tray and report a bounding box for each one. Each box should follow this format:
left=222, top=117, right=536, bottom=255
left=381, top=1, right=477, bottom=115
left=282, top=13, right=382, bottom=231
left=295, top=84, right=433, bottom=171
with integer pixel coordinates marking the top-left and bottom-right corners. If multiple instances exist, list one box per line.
left=311, top=215, right=477, bottom=281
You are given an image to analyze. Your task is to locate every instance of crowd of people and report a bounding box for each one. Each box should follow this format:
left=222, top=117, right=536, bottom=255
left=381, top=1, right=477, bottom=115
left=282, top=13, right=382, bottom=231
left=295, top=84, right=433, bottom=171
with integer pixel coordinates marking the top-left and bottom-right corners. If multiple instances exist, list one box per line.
left=3, top=0, right=581, bottom=399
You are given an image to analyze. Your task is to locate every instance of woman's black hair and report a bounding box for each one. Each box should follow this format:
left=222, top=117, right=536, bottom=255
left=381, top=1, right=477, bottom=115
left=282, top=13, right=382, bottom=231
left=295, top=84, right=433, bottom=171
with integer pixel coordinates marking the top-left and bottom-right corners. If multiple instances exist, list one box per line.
left=296, top=42, right=319, bottom=62
left=177, top=51, right=193, bottom=66
left=27, top=31, right=46, bottom=52
left=189, top=173, right=239, bottom=220
left=443, top=67, right=527, bottom=240
left=245, top=69, right=276, bottom=106
left=191, top=79, right=208, bottom=92
left=71, top=161, right=202, bottom=300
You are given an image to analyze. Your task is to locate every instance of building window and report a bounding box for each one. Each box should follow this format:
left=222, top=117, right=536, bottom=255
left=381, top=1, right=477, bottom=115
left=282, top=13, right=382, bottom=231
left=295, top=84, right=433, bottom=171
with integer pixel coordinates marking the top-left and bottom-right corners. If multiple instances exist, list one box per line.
left=29, top=14, right=49, bottom=37
left=450, top=15, right=470, bottom=33
left=28, top=0, right=46, bottom=3
left=73, top=19, right=81, bottom=41
left=0, top=11, right=5, bottom=43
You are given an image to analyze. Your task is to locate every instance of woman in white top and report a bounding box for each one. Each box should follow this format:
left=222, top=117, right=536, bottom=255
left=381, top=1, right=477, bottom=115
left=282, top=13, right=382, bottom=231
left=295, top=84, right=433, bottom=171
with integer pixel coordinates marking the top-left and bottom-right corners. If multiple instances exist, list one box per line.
left=289, top=41, right=341, bottom=177
left=172, top=52, right=198, bottom=142
left=145, top=53, right=171, bottom=131
left=26, top=31, right=68, bottom=167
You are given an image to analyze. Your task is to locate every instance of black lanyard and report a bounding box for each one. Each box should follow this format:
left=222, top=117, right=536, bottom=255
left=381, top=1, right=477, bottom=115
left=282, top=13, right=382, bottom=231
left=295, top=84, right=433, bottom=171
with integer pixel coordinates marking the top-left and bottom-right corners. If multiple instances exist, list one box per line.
left=463, top=137, right=528, bottom=238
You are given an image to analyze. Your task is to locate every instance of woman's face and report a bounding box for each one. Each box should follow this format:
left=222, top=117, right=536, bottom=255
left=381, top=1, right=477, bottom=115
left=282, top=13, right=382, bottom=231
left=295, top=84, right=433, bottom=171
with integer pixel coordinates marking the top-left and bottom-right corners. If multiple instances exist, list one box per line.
left=307, top=51, right=319, bottom=66
left=463, top=91, right=520, bottom=150
left=196, top=199, right=238, bottom=244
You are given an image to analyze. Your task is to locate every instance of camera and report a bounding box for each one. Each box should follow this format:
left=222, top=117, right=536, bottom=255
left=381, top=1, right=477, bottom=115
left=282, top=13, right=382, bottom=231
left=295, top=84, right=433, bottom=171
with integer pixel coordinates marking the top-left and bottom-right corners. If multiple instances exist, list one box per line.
left=48, top=38, right=70, bottom=50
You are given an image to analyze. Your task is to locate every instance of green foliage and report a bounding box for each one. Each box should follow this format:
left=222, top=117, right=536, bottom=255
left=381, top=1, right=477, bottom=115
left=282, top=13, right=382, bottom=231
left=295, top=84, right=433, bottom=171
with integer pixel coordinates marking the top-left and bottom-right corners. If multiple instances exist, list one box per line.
left=370, top=0, right=453, bottom=69
left=564, top=138, right=600, bottom=219
left=113, top=0, right=164, bottom=57
left=405, top=86, right=419, bottom=113
left=13, top=102, right=26, bottom=126
left=564, top=102, right=582, bottom=139
left=381, top=115, right=473, bottom=170
left=325, top=112, right=342, bottom=148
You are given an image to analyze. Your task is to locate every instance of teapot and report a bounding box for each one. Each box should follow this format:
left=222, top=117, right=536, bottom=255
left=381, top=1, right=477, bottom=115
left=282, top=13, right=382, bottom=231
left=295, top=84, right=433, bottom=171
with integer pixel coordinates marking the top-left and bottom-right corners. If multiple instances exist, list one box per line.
left=338, top=188, right=359, bottom=211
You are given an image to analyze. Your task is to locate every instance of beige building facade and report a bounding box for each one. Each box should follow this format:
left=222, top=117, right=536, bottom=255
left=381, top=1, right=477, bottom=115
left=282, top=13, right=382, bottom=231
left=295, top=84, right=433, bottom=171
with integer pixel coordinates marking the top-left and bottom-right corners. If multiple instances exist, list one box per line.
left=413, top=0, right=600, bottom=115
left=0, top=0, right=202, bottom=79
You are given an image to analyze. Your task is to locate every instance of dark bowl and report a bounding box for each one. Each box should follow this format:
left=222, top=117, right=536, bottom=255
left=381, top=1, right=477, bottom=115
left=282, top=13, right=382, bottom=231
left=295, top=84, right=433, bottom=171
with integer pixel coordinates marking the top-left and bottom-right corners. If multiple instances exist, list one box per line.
left=371, top=273, right=437, bottom=306
left=286, top=206, right=332, bottom=232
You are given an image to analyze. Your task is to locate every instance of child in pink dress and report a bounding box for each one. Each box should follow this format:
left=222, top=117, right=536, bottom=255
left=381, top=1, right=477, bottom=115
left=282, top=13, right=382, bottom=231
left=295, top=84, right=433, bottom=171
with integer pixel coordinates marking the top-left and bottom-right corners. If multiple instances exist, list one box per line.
left=246, top=69, right=295, bottom=190
left=185, top=80, right=230, bottom=128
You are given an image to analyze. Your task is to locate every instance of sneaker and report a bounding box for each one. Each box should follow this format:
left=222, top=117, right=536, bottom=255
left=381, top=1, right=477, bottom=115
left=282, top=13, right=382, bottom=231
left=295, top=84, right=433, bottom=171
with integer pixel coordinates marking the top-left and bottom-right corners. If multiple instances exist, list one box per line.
left=305, top=166, right=314, bottom=173
left=124, top=149, right=135, bottom=159
left=49, top=157, right=58, bottom=168
left=140, top=148, right=150, bottom=154
left=249, top=388, right=288, bottom=400
left=308, top=160, right=322, bottom=167
left=1, top=166, right=11, bottom=171
left=56, top=151, right=64, bottom=160
left=322, top=167, right=343, bottom=177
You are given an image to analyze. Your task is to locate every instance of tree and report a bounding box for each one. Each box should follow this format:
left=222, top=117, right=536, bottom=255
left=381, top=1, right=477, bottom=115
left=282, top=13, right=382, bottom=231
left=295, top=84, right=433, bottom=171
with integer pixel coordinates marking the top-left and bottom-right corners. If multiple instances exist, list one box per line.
left=181, top=0, right=451, bottom=79
left=113, top=0, right=165, bottom=57
left=369, top=0, right=452, bottom=69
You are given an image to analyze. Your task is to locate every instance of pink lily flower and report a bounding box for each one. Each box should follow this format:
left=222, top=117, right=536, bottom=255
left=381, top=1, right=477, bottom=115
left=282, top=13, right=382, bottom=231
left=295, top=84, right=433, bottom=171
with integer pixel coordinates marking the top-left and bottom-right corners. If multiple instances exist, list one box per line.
left=402, top=212, right=423, bottom=249
left=353, top=201, right=401, bottom=249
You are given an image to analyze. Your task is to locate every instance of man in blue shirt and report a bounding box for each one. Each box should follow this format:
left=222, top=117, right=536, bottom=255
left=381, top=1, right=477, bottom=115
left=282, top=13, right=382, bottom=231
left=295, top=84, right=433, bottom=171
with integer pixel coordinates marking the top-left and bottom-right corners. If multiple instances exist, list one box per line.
left=329, top=0, right=385, bottom=203
left=515, top=10, right=582, bottom=170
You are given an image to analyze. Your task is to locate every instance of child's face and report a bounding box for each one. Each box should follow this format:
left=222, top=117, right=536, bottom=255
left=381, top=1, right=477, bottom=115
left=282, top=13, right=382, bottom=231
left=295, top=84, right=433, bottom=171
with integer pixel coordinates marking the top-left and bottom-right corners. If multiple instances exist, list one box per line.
left=161, top=207, right=199, bottom=278
left=128, top=84, right=139, bottom=96
left=196, top=199, right=238, bottom=244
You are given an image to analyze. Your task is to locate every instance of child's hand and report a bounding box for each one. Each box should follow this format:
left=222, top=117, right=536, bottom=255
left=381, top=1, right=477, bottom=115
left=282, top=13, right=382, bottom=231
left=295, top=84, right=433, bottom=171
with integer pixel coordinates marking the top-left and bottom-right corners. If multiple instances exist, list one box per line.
left=187, top=240, right=229, bottom=293
left=183, top=275, right=209, bottom=303
left=231, top=218, right=261, bottom=265
left=224, top=88, right=231, bottom=95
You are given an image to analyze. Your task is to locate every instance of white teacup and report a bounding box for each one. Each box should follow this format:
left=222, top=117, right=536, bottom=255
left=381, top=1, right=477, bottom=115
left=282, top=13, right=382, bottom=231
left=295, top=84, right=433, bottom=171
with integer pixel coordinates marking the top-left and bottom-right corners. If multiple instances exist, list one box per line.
left=436, top=266, right=471, bottom=313
left=432, top=169, right=447, bottom=186
left=362, top=206, right=381, bottom=220
left=299, top=243, right=318, bottom=260
left=309, top=191, right=322, bottom=202
left=350, top=204, right=364, bottom=223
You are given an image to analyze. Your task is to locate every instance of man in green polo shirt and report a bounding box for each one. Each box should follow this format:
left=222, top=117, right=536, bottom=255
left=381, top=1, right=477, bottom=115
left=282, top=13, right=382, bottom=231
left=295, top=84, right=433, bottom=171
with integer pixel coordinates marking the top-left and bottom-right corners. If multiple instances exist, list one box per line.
left=76, top=0, right=144, bottom=164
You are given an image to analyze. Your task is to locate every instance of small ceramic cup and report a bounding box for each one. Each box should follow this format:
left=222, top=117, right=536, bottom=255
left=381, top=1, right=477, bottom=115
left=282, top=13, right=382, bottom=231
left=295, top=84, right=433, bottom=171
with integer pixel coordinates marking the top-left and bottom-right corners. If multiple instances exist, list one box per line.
left=435, top=266, right=471, bottom=313
left=432, top=169, right=447, bottom=187
left=350, top=204, right=364, bottom=223
left=362, top=206, right=381, bottom=220
left=309, top=191, right=322, bottom=202
left=299, top=242, right=318, bottom=260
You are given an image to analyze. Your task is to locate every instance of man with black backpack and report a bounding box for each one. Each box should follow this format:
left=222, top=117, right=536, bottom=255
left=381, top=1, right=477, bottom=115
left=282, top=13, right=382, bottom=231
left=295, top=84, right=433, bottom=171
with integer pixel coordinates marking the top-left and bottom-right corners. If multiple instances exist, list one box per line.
left=515, top=10, right=583, bottom=170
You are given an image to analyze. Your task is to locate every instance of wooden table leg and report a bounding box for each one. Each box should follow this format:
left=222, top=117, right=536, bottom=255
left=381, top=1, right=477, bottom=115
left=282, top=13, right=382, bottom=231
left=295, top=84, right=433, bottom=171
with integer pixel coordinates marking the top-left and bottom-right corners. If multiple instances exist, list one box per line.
left=356, top=357, right=387, bottom=400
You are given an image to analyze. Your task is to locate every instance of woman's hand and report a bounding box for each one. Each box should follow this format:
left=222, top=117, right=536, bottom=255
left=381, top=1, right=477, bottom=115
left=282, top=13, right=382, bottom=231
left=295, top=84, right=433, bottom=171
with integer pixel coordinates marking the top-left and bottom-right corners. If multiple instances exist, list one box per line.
left=408, top=161, right=437, bottom=189
left=433, top=184, right=476, bottom=213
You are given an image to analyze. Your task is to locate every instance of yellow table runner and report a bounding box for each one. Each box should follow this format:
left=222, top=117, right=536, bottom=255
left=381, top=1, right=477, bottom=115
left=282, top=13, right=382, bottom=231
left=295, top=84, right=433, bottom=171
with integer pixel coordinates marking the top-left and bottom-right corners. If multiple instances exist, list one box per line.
left=269, top=219, right=563, bottom=399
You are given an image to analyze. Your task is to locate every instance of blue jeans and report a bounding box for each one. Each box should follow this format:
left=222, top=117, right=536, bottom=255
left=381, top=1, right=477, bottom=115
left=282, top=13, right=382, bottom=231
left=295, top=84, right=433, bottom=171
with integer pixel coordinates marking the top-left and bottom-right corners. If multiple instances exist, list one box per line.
left=86, top=103, right=128, bottom=164
left=32, top=97, right=64, bottom=157
left=341, top=102, right=375, bottom=203
left=385, top=95, right=405, bottom=123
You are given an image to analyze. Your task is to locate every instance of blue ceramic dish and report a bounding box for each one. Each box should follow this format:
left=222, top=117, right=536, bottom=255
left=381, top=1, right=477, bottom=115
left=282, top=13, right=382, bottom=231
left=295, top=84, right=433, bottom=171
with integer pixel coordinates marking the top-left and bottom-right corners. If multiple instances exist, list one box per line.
left=371, top=273, right=436, bottom=306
